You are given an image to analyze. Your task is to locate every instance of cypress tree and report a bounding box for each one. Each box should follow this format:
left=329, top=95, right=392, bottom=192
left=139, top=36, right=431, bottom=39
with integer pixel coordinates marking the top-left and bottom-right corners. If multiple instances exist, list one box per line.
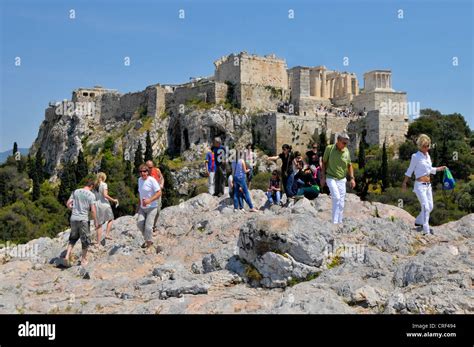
left=100, top=155, right=109, bottom=175
left=32, top=174, right=40, bottom=201
left=381, top=142, right=388, bottom=192
left=58, top=161, right=77, bottom=204
left=144, top=131, right=153, bottom=162
left=134, top=141, right=143, bottom=174
left=358, top=129, right=367, bottom=169
left=35, top=148, right=45, bottom=183
left=76, top=150, right=88, bottom=181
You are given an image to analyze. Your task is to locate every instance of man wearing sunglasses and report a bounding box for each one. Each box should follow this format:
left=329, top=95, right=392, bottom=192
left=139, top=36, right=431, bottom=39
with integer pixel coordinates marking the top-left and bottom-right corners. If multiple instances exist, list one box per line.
left=320, top=133, right=355, bottom=224
left=136, top=164, right=162, bottom=252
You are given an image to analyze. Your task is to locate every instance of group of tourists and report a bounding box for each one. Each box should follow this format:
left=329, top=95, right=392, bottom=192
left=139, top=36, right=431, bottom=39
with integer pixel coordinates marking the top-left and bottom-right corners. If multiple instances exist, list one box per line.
left=63, top=160, right=165, bottom=266
left=62, top=133, right=446, bottom=267
left=206, top=137, right=258, bottom=212
left=205, top=133, right=446, bottom=232
left=267, top=133, right=354, bottom=224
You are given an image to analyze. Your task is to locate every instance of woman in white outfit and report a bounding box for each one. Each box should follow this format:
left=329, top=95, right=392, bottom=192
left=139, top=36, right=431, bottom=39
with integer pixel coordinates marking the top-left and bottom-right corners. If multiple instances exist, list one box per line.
left=94, top=172, right=118, bottom=245
left=402, top=134, right=446, bottom=235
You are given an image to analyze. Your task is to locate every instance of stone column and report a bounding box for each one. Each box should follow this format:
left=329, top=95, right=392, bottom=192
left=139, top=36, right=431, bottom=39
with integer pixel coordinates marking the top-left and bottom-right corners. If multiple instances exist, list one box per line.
left=315, top=74, right=321, bottom=98
left=345, top=74, right=351, bottom=95
left=321, top=70, right=327, bottom=98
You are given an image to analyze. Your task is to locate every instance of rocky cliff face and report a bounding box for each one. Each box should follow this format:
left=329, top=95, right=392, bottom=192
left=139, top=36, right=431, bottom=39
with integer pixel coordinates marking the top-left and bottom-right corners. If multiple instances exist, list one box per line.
left=0, top=192, right=472, bottom=314
left=31, top=104, right=257, bottom=184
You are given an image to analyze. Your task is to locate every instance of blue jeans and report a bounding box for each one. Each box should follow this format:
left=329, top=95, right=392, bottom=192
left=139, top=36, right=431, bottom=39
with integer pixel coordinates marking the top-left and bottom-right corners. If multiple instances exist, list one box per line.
left=286, top=172, right=296, bottom=197
left=266, top=191, right=281, bottom=204
left=230, top=188, right=244, bottom=209
left=233, top=176, right=254, bottom=209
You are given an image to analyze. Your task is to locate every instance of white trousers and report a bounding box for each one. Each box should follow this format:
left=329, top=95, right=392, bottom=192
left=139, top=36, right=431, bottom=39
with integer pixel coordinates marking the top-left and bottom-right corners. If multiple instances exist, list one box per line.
left=208, top=172, right=215, bottom=195
left=413, top=181, right=434, bottom=233
left=327, top=177, right=347, bottom=224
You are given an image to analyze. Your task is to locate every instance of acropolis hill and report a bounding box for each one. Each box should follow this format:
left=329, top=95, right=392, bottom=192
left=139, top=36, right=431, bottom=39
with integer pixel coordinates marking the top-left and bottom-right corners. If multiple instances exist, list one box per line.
left=32, top=52, right=409, bottom=175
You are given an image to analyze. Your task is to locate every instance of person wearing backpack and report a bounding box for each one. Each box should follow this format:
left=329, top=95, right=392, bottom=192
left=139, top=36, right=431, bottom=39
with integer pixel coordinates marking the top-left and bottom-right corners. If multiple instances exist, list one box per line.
left=402, top=134, right=446, bottom=235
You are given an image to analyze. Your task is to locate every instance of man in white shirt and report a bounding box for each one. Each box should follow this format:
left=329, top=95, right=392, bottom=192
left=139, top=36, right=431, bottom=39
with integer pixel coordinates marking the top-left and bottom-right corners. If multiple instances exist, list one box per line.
left=137, top=164, right=162, bottom=251
left=402, top=134, right=446, bottom=235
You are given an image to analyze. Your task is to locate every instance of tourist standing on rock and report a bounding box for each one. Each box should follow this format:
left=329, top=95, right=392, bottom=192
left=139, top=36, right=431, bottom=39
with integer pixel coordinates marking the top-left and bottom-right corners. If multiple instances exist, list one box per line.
left=64, top=178, right=99, bottom=267
left=244, top=143, right=256, bottom=189
left=137, top=164, right=162, bottom=252
left=266, top=170, right=281, bottom=205
left=268, top=144, right=293, bottom=196
left=231, top=157, right=258, bottom=212
left=402, top=134, right=446, bottom=235
left=228, top=172, right=244, bottom=209
left=320, top=133, right=355, bottom=224
left=146, top=160, right=164, bottom=236
left=94, top=172, right=118, bottom=246
left=205, top=146, right=216, bottom=195
left=212, top=137, right=227, bottom=197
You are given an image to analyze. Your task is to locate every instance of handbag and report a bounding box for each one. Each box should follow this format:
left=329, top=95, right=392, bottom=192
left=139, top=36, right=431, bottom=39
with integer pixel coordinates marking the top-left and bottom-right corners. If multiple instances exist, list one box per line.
left=442, top=168, right=455, bottom=190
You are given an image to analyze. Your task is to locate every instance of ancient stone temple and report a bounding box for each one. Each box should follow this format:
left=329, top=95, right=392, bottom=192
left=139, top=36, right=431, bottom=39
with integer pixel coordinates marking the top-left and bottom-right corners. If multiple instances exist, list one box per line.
left=40, top=51, right=409, bottom=161
left=288, top=66, right=359, bottom=116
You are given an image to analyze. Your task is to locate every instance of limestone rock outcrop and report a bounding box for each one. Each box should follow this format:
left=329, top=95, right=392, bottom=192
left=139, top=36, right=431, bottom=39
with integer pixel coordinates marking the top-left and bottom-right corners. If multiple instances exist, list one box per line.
left=0, top=192, right=472, bottom=314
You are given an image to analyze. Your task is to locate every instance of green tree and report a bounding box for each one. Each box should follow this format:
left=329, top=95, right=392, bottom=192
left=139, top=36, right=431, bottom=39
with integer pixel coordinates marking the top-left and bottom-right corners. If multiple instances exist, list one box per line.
left=104, top=137, right=114, bottom=152
left=32, top=174, right=40, bottom=201
left=158, top=156, right=179, bottom=208
left=134, top=141, right=144, bottom=174
left=13, top=142, right=18, bottom=156
left=358, top=129, right=367, bottom=169
left=57, top=161, right=77, bottom=204
left=27, top=155, right=35, bottom=180
left=144, top=131, right=153, bottom=162
left=17, top=156, right=26, bottom=173
left=35, top=148, right=45, bottom=183
left=100, top=155, right=109, bottom=175
left=398, top=141, right=417, bottom=161
left=123, top=158, right=134, bottom=188
left=381, top=142, right=388, bottom=192
left=76, top=150, right=88, bottom=181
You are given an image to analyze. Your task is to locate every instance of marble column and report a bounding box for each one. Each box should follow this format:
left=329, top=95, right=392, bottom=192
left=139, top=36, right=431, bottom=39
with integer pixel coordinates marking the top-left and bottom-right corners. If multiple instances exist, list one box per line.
left=321, top=70, right=327, bottom=98
left=315, top=74, right=321, bottom=98
left=345, top=74, right=351, bottom=95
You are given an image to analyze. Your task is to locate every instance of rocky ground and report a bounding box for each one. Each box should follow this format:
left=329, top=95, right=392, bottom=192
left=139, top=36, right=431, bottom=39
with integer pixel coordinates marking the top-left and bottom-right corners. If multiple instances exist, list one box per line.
left=0, top=191, right=472, bottom=314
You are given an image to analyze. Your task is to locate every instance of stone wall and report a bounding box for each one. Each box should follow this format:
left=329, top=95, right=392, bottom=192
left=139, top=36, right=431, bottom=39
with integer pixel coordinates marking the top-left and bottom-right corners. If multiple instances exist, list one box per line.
left=238, top=84, right=289, bottom=112
left=215, top=52, right=288, bottom=90
left=352, top=91, right=407, bottom=115
left=117, top=90, right=147, bottom=121
left=240, top=53, right=288, bottom=88
left=170, top=81, right=228, bottom=109
left=253, top=113, right=353, bottom=155
left=99, top=93, right=121, bottom=123
left=348, top=110, right=408, bottom=150
left=214, top=54, right=241, bottom=85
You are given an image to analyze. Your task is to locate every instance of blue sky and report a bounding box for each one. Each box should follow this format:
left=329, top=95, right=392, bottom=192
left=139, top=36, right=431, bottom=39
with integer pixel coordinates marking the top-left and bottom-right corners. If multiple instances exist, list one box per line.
left=0, top=0, right=472, bottom=152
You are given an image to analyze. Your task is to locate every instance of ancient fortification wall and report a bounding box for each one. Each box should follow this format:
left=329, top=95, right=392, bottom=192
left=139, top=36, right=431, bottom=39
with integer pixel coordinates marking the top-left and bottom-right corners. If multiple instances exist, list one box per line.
left=49, top=52, right=409, bottom=161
